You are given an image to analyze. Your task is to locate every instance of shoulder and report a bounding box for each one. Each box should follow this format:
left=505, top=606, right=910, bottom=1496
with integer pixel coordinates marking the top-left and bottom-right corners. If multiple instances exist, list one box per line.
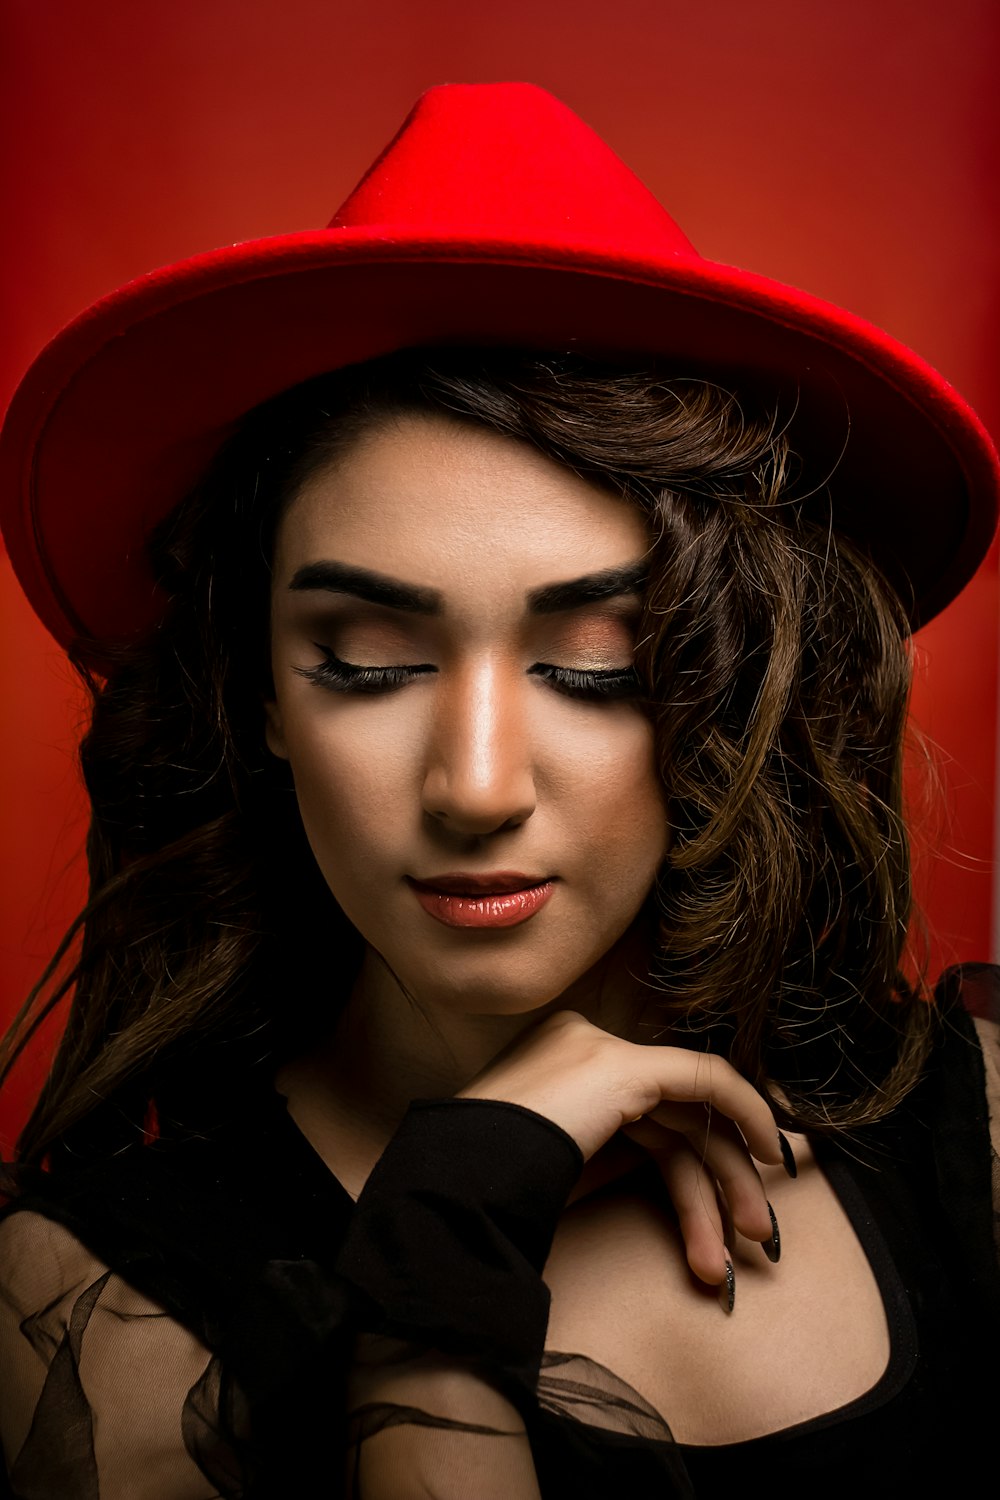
left=0, top=1205, right=196, bottom=1325
left=927, top=964, right=1000, bottom=1113
left=0, top=1206, right=113, bottom=1315
left=966, top=1009, right=999, bottom=1211
left=0, top=1207, right=230, bottom=1500
left=970, top=1010, right=1000, bottom=1095
left=918, top=965, right=1000, bottom=1322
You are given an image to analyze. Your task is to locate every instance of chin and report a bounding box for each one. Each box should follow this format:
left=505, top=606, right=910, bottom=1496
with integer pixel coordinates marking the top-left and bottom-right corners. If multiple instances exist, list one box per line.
left=387, top=943, right=612, bottom=1018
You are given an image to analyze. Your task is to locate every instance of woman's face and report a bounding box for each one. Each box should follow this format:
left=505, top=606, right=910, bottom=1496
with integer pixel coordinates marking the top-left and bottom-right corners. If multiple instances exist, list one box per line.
left=266, top=410, right=669, bottom=1016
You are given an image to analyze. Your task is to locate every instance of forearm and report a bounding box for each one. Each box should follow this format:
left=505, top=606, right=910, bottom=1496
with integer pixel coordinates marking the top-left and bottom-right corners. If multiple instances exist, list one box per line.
left=332, top=1093, right=582, bottom=1500
left=345, top=1336, right=542, bottom=1499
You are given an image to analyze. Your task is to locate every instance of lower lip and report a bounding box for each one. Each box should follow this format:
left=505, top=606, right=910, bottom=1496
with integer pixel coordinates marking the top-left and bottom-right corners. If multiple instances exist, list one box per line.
left=408, top=880, right=555, bottom=929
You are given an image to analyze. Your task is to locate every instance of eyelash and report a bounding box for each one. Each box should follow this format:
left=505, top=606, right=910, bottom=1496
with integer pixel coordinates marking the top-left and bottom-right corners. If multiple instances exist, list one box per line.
left=294, top=648, right=641, bottom=701
left=294, top=649, right=433, bottom=695
left=529, top=663, right=641, bottom=701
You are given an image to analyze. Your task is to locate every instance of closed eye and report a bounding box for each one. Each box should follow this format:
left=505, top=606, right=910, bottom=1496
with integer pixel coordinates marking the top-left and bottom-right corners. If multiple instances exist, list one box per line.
left=529, top=663, right=642, bottom=701
left=294, top=646, right=435, bottom=694
left=295, top=647, right=641, bottom=702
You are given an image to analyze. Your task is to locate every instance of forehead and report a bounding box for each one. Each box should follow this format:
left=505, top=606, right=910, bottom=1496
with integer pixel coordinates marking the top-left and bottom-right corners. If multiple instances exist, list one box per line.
left=272, top=411, right=649, bottom=595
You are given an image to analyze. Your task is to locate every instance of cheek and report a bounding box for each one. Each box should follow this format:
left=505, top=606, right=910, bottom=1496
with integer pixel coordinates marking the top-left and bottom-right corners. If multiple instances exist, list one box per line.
left=552, top=714, right=668, bottom=862
left=281, top=713, right=412, bottom=882
left=279, top=687, right=668, bottom=941
left=611, top=761, right=670, bottom=892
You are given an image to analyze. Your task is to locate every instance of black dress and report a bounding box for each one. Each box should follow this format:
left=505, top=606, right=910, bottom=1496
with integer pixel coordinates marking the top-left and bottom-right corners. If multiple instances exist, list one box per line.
left=0, top=967, right=997, bottom=1499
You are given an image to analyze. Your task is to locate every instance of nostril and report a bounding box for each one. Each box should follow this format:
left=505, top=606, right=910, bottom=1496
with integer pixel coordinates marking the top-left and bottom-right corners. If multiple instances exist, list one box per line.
left=420, top=762, right=537, bottom=836
left=423, top=801, right=534, bottom=838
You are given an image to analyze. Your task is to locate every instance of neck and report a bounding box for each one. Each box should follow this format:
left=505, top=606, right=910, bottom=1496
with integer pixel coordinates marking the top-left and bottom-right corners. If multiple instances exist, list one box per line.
left=295, top=924, right=654, bottom=1141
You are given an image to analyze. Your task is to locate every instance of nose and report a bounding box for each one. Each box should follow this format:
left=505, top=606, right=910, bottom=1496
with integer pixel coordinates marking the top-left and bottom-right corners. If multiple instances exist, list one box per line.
left=421, top=660, right=537, bottom=836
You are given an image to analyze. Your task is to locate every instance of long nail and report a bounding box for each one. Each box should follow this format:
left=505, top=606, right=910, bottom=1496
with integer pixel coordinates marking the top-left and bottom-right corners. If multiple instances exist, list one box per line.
left=778, top=1131, right=797, bottom=1179
left=761, top=1202, right=781, bottom=1263
left=720, top=1253, right=736, bottom=1314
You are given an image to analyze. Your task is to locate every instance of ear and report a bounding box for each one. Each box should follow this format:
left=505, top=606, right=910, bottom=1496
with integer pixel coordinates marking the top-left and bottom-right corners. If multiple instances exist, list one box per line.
left=264, top=698, right=289, bottom=761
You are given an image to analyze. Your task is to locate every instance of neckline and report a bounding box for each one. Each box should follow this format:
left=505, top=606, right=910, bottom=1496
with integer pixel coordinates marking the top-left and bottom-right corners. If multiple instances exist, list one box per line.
left=266, top=1081, right=359, bottom=1209
left=266, top=1078, right=921, bottom=1450
left=676, top=1145, right=919, bottom=1452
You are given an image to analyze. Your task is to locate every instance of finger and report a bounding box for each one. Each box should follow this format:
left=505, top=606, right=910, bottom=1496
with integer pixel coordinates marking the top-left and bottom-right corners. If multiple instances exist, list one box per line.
left=647, top=1132, right=730, bottom=1286
left=631, top=1108, right=773, bottom=1244
left=643, top=1048, right=783, bottom=1168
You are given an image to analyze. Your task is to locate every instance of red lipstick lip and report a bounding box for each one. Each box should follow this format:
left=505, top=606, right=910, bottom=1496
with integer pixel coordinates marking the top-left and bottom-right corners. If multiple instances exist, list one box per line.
left=406, top=875, right=556, bottom=929
left=408, top=872, right=553, bottom=895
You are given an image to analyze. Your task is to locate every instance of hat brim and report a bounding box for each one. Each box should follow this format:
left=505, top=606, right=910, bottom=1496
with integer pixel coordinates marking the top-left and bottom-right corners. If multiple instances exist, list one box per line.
left=2, top=228, right=998, bottom=652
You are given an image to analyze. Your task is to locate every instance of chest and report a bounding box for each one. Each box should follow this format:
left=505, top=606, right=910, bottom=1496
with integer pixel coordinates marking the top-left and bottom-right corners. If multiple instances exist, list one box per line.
left=540, top=1147, right=891, bottom=1446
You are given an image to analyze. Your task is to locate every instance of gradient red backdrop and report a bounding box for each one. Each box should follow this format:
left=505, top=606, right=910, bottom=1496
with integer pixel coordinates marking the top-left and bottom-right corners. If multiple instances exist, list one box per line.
left=2, top=0, right=998, bottom=1151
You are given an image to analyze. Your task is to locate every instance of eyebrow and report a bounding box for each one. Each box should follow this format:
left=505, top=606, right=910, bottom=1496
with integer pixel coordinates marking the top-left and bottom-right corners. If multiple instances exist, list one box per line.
left=527, top=560, right=647, bottom=612
left=287, top=558, right=648, bottom=614
left=289, top=561, right=440, bottom=613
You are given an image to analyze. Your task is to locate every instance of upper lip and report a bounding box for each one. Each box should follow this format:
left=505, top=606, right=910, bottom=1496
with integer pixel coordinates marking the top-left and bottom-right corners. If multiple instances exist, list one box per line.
left=408, top=872, right=553, bottom=894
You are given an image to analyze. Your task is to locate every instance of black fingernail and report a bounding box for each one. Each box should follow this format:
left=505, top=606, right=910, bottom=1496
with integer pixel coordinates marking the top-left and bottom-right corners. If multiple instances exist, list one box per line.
left=761, top=1202, right=781, bottom=1263
left=778, top=1131, right=797, bottom=1179
left=721, top=1254, right=735, bottom=1314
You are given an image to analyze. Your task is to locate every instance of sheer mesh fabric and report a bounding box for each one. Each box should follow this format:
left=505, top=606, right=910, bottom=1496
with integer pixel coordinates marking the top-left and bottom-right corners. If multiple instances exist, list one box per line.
left=344, top=1338, right=542, bottom=1499
left=536, top=1351, right=671, bottom=1438
left=0, top=1224, right=670, bottom=1499
left=944, top=962, right=1000, bottom=1263
left=0, top=1212, right=235, bottom=1499
left=343, top=1347, right=672, bottom=1498
left=970, top=1015, right=1000, bottom=1259
left=0, top=1096, right=671, bottom=1499
left=0, top=973, right=997, bottom=1499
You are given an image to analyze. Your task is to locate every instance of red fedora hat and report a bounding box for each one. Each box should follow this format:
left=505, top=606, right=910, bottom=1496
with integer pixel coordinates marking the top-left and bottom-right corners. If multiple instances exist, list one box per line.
left=1, top=80, right=997, bottom=653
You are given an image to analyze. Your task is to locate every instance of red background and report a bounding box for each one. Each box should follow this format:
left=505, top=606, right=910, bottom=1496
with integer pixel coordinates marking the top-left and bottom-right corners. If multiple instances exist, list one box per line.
left=2, top=0, right=998, bottom=1151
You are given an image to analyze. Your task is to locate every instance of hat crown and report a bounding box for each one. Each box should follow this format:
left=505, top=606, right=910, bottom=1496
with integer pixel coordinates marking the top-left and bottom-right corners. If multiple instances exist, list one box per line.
left=330, top=82, right=700, bottom=260
left=2, top=82, right=995, bottom=656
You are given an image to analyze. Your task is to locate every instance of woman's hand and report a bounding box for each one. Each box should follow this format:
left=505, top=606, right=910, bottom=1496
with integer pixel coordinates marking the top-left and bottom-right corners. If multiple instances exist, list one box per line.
left=454, top=1009, right=787, bottom=1289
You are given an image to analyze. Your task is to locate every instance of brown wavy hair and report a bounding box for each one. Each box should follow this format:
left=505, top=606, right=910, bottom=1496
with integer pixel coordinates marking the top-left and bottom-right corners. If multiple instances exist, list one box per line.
left=0, top=348, right=933, bottom=1165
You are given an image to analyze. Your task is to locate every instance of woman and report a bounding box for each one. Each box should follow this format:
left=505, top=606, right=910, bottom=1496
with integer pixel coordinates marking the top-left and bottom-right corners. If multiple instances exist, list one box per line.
left=0, top=83, right=997, bottom=1498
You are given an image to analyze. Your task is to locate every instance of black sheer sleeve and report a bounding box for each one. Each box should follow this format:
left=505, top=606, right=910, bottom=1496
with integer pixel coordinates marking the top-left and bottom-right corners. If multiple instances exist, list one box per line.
left=930, top=965, right=1000, bottom=1289
left=333, top=1099, right=582, bottom=1497
left=975, top=1016, right=1000, bottom=1263
left=2, top=978, right=998, bottom=1499
left=0, top=1210, right=230, bottom=1499
left=0, top=1096, right=585, bottom=1498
